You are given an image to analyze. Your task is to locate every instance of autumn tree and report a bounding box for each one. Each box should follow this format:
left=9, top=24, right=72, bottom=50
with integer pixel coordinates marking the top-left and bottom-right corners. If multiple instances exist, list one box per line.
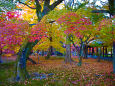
left=56, top=11, right=94, bottom=65
left=4, top=0, right=64, bottom=81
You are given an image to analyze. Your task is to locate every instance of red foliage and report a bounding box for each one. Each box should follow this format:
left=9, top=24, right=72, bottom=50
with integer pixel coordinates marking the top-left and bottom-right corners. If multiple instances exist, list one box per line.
left=0, top=12, right=46, bottom=54
left=56, top=12, right=92, bottom=39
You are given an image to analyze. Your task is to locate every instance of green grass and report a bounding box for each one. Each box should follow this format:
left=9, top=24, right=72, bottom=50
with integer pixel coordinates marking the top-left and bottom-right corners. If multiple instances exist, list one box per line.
left=0, top=62, right=15, bottom=86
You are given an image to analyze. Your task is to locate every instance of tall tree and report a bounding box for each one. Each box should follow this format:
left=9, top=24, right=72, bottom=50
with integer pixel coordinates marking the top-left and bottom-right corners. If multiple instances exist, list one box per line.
left=10, top=0, right=64, bottom=81
left=56, top=12, right=94, bottom=64
left=63, top=0, right=89, bottom=63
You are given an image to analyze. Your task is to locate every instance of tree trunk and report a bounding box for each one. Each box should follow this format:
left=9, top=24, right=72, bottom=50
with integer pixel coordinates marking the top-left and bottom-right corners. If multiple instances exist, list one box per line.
left=84, top=44, right=88, bottom=59
left=15, top=40, right=38, bottom=81
left=0, top=48, right=2, bottom=63
left=13, top=0, right=64, bottom=81
left=97, top=47, right=101, bottom=62
left=46, top=37, right=53, bottom=59
left=65, top=44, right=71, bottom=63
left=15, top=49, right=29, bottom=81
left=45, top=46, right=52, bottom=59
left=72, top=41, right=79, bottom=58
left=113, top=41, right=115, bottom=73
left=105, top=47, right=108, bottom=57
left=77, top=42, right=84, bottom=66
left=0, top=54, right=2, bottom=63
left=111, top=47, right=113, bottom=58
left=103, top=46, right=104, bottom=57
left=65, top=35, right=71, bottom=63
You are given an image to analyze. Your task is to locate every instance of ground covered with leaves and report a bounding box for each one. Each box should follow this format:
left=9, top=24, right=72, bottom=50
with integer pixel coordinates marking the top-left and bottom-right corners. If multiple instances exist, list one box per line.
left=0, top=56, right=115, bottom=86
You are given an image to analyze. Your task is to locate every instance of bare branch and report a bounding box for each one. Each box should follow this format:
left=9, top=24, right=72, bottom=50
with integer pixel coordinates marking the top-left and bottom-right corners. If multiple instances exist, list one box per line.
left=92, top=10, right=110, bottom=13
left=18, top=0, right=36, bottom=9
left=49, top=0, right=63, bottom=10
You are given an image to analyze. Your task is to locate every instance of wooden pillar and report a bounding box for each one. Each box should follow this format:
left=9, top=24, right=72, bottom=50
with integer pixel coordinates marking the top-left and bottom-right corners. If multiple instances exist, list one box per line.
left=100, top=47, right=102, bottom=57
left=88, top=47, right=89, bottom=55
left=89, top=47, right=91, bottom=55
left=96, top=47, right=98, bottom=56
left=92, top=47, right=94, bottom=55
left=103, top=46, right=104, bottom=57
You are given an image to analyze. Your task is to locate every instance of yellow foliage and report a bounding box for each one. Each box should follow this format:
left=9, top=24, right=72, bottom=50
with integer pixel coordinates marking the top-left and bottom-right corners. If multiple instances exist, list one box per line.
left=17, top=4, right=38, bottom=24
left=76, top=7, right=93, bottom=18
left=41, top=9, right=70, bottom=23
left=14, top=46, right=20, bottom=53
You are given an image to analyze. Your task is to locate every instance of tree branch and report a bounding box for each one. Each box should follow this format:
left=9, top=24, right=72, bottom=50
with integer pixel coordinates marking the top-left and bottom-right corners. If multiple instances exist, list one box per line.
left=18, top=0, right=36, bottom=9
left=35, top=0, right=42, bottom=21
left=27, top=57, right=37, bottom=64
left=87, top=38, right=95, bottom=44
left=84, top=34, right=91, bottom=43
left=49, top=0, right=63, bottom=10
left=44, top=0, right=50, bottom=7
left=92, top=10, right=110, bottom=13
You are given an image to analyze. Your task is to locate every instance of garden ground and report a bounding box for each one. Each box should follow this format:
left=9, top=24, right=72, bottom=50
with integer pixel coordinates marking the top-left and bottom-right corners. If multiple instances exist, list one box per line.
left=0, top=56, right=115, bottom=86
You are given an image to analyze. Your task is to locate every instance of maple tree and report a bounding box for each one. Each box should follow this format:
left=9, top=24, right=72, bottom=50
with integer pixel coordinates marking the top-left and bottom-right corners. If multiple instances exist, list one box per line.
left=56, top=12, right=86, bottom=63
left=3, top=0, right=64, bottom=81
left=56, top=10, right=103, bottom=65
left=0, top=11, right=47, bottom=81
left=61, top=1, right=90, bottom=64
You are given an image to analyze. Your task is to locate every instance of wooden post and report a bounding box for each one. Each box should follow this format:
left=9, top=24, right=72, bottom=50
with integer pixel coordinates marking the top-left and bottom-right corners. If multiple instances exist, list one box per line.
left=92, top=47, right=94, bottom=55
left=88, top=47, right=90, bottom=55
left=96, top=47, right=98, bottom=56
left=89, top=47, right=91, bottom=55
left=100, top=47, right=102, bottom=57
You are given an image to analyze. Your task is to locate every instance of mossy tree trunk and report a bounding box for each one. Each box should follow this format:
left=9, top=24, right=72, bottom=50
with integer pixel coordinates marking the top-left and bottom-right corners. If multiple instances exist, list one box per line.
left=15, top=40, right=38, bottom=81
left=77, top=40, right=84, bottom=66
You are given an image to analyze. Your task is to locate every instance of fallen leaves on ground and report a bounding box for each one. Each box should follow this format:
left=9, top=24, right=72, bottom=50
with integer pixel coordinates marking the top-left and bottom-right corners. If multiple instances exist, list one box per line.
left=25, top=56, right=115, bottom=86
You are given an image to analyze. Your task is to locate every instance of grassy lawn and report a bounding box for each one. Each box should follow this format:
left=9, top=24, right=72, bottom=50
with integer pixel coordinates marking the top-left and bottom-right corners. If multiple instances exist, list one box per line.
left=0, top=56, right=115, bottom=86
